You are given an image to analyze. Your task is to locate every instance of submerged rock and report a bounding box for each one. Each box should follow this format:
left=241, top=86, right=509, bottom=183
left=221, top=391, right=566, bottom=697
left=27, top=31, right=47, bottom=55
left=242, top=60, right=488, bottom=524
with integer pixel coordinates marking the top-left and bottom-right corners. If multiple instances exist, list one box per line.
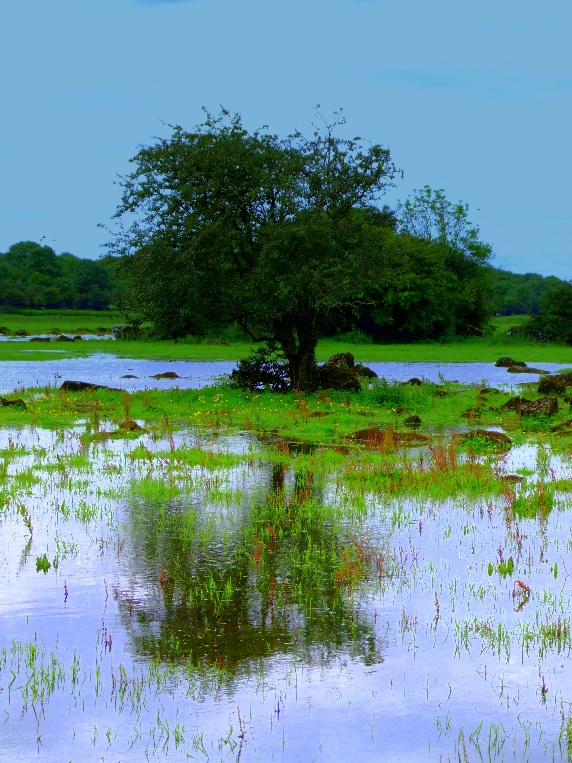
left=118, top=418, right=145, bottom=432
left=454, top=429, right=512, bottom=447
left=507, top=365, right=550, bottom=374
left=150, top=371, right=180, bottom=379
left=55, top=335, right=74, bottom=342
left=29, top=336, right=50, bottom=342
left=346, top=427, right=429, bottom=446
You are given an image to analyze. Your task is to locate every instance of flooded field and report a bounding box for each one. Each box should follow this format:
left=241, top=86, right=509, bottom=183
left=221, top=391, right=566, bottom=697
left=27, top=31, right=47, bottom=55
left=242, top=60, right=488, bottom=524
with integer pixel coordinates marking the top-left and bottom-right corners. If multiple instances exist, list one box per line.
left=2, top=376, right=572, bottom=761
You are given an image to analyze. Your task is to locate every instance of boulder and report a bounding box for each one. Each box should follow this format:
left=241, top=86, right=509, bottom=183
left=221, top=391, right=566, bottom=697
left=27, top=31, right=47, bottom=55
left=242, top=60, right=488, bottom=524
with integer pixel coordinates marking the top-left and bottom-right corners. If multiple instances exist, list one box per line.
left=538, top=376, right=568, bottom=394
left=323, top=352, right=355, bottom=369
left=319, top=366, right=360, bottom=391
left=500, top=396, right=558, bottom=416
left=550, top=419, right=572, bottom=433
left=121, top=374, right=139, bottom=379
left=318, top=353, right=376, bottom=390
left=29, top=336, right=50, bottom=342
left=14, top=329, right=28, bottom=337
left=404, top=377, right=423, bottom=386
left=118, top=418, right=145, bottom=432
left=495, top=357, right=525, bottom=368
left=55, top=335, right=74, bottom=342
left=404, top=415, right=421, bottom=426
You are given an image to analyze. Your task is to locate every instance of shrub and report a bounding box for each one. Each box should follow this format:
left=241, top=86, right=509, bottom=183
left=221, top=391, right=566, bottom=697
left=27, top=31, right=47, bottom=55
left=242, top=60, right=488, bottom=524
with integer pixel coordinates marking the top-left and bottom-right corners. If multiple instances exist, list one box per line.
left=229, top=347, right=290, bottom=392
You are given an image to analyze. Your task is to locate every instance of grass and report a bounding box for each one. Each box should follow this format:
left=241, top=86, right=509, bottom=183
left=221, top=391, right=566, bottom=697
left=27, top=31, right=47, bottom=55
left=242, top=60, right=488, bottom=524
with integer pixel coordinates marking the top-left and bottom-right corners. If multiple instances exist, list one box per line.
left=0, top=311, right=570, bottom=363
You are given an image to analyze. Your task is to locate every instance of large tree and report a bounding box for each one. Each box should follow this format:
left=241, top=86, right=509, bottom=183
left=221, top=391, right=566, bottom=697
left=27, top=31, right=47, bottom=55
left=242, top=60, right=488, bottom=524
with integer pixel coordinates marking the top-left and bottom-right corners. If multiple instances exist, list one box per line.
left=107, top=110, right=400, bottom=387
left=397, top=186, right=494, bottom=332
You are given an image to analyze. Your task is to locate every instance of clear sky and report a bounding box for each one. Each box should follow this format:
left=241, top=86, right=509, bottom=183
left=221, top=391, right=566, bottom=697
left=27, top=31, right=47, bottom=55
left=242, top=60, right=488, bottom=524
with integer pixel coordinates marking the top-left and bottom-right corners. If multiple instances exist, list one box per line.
left=1, top=0, right=570, bottom=277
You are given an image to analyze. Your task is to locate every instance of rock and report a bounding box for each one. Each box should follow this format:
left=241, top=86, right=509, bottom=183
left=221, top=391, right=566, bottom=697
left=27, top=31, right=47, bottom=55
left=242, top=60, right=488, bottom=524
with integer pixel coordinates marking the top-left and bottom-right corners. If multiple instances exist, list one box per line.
left=121, top=374, right=139, bottom=379
left=354, top=364, right=378, bottom=378
left=29, top=336, right=50, bottom=342
left=455, top=429, right=512, bottom=447
left=14, top=329, right=28, bottom=337
left=404, top=377, right=423, bottom=386
left=495, top=357, right=525, bottom=368
left=538, top=376, right=568, bottom=394
left=478, top=387, right=500, bottom=395
left=319, top=366, right=360, bottom=391
left=60, top=380, right=120, bottom=392
left=502, top=474, right=524, bottom=483
left=434, top=387, right=447, bottom=396
left=150, top=371, right=180, bottom=379
left=323, top=352, right=355, bottom=369
left=118, top=418, right=145, bottom=432
left=500, top=396, right=558, bottom=416
left=0, top=326, right=10, bottom=335
left=404, top=415, right=421, bottom=426
left=55, top=335, right=74, bottom=342
left=507, top=365, right=550, bottom=374
left=0, top=397, right=27, bottom=409
left=72, top=336, right=84, bottom=341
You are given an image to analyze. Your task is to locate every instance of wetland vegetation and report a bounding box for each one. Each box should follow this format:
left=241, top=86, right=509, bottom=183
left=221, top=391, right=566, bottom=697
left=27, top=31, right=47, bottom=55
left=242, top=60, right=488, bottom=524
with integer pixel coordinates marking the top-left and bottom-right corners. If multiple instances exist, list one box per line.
left=3, top=370, right=572, bottom=760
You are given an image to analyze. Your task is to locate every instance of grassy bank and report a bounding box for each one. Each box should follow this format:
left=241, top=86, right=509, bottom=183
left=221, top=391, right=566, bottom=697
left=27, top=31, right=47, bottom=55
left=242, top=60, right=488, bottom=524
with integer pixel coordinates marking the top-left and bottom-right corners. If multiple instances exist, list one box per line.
left=0, top=337, right=571, bottom=364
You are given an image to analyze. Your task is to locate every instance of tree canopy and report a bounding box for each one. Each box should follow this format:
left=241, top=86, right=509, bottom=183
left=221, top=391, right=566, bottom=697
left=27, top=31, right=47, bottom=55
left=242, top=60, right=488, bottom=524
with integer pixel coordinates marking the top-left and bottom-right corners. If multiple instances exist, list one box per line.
left=109, top=109, right=402, bottom=387
left=0, top=241, right=118, bottom=309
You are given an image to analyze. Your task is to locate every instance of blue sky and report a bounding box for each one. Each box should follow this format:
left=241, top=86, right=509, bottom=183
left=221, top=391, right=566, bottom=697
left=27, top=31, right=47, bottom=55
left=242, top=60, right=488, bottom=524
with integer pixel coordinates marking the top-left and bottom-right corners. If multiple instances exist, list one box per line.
left=1, top=0, right=570, bottom=277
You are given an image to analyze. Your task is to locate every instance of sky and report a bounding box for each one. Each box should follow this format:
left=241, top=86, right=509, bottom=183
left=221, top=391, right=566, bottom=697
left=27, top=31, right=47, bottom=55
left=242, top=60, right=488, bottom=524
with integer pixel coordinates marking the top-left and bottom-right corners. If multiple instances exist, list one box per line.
left=1, top=0, right=570, bottom=278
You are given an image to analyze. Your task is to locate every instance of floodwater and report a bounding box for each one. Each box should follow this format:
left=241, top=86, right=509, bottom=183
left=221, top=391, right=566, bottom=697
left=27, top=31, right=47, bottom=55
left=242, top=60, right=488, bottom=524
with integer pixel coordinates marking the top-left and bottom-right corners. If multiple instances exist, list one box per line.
left=0, top=353, right=570, bottom=394
left=2, top=365, right=572, bottom=761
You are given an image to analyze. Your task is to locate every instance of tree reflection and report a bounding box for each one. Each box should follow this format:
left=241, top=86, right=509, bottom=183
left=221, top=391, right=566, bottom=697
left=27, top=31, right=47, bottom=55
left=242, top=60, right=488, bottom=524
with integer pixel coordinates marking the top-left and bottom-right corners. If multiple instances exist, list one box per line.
left=115, top=460, right=387, bottom=676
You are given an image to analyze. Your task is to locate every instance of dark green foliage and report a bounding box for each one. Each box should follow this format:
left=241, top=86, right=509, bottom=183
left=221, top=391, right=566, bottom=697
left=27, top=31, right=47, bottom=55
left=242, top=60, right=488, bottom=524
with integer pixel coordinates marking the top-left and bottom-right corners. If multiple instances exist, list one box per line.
left=229, top=346, right=291, bottom=391
left=490, top=268, right=564, bottom=316
left=0, top=241, right=119, bottom=309
left=108, top=109, right=401, bottom=388
left=527, top=280, right=572, bottom=344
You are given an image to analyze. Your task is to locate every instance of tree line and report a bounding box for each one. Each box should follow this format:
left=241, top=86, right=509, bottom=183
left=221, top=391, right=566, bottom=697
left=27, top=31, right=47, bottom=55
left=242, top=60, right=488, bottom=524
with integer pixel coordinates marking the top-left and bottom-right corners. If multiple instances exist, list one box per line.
left=0, top=241, right=120, bottom=310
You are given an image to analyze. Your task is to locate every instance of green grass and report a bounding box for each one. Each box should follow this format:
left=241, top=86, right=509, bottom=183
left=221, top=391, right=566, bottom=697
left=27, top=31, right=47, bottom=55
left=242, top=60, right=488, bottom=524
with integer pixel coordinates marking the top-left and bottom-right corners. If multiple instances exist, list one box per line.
left=0, top=309, right=119, bottom=335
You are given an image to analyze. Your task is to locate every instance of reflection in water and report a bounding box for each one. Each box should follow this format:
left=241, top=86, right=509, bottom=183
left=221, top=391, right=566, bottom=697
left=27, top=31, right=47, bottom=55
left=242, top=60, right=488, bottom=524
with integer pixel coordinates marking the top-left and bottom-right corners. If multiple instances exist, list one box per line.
left=116, top=461, right=386, bottom=674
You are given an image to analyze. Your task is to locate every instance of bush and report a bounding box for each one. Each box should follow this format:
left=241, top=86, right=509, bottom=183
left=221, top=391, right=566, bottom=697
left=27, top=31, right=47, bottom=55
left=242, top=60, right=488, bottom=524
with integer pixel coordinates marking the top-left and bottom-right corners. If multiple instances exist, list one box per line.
left=332, top=329, right=373, bottom=345
left=229, top=347, right=290, bottom=392
left=365, top=378, right=406, bottom=407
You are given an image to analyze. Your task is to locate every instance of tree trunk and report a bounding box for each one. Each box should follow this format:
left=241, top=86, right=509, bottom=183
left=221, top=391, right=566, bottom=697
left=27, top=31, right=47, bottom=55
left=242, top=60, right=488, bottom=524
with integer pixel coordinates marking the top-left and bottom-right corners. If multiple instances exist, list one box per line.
left=273, top=315, right=320, bottom=391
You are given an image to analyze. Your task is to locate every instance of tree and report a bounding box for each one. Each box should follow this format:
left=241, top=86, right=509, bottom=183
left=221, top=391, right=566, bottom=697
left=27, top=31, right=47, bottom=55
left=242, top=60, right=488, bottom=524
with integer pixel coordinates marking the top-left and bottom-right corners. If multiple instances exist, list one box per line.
left=107, top=109, right=401, bottom=388
left=397, top=187, right=493, bottom=333
left=528, top=280, right=572, bottom=343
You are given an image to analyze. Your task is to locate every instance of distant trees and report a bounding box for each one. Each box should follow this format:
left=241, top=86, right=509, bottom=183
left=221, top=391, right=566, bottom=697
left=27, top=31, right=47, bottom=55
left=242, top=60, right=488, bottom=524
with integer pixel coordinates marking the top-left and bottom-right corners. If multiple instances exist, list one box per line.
left=0, top=241, right=120, bottom=309
left=489, top=269, right=563, bottom=315
left=527, top=280, right=572, bottom=344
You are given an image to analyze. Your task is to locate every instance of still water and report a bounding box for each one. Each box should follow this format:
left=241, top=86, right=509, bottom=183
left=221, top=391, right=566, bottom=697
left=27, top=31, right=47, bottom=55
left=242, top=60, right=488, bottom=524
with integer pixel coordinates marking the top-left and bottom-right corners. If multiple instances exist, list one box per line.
left=0, top=353, right=569, bottom=393
left=1, top=362, right=572, bottom=761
